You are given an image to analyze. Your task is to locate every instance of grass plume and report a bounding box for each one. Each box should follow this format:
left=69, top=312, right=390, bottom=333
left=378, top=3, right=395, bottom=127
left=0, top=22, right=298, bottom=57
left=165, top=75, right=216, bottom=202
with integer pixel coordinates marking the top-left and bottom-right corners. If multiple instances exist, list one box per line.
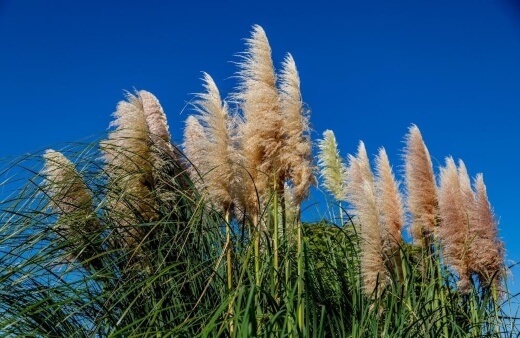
left=403, top=124, right=437, bottom=246
left=317, top=130, right=348, bottom=202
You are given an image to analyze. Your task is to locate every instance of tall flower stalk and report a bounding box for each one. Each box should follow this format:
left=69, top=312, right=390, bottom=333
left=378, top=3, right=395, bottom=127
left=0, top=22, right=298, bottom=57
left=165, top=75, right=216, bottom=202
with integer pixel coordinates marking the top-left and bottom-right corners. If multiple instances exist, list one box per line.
left=278, top=52, right=315, bottom=328
left=234, top=25, right=283, bottom=292
left=185, top=73, right=240, bottom=331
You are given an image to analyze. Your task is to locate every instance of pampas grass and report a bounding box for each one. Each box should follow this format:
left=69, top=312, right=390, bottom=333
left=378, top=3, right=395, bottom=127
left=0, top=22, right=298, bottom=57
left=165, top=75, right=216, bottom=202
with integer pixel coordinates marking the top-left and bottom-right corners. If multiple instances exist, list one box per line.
left=438, top=156, right=472, bottom=293
left=189, top=72, right=239, bottom=213
left=42, top=149, right=100, bottom=267
left=42, top=149, right=93, bottom=215
left=279, top=53, right=315, bottom=205
left=101, top=91, right=157, bottom=226
left=183, top=115, right=209, bottom=192
left=471, top=174, right=505, bottom=290
left=234, top=24, right=283, bottom=213
left=375, top=148, right=404, bottom=250
left=347, top=142, right=385, bottom=295
left=374, top=147, right=404, bottom=284
left=404, top=125, right=437, bottom=246
left=317, top=129, right=348, bottom=202
left=0, top=24, right=515, bottom=338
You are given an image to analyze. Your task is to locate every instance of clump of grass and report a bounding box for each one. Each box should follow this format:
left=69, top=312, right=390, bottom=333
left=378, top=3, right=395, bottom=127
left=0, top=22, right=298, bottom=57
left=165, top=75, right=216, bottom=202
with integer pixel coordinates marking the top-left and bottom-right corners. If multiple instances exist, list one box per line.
left=0, top=25, right=517, bottom=338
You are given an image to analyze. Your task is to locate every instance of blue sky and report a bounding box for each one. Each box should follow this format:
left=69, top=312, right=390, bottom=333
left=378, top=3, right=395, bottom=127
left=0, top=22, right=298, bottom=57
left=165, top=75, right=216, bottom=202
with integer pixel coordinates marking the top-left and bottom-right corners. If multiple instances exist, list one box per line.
left=1, top=1, right=520, bottom=296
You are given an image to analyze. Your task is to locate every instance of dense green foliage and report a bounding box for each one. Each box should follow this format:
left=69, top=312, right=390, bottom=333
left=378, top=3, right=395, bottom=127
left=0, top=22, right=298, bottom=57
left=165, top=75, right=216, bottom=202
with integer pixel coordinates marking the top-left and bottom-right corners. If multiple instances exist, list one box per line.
left=0, top=145, right=518, bottom=337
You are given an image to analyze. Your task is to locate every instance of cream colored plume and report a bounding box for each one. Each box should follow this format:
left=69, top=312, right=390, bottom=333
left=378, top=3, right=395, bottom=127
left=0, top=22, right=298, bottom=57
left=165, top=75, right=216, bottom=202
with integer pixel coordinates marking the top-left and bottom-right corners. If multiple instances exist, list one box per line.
left=375, top=148, right=404, bottom=251
left=403, top=125, right=437, bottom=245
left=42, top=149, right=99, bottom=265
left=43, top=149, right=93, bottom=215
left=437, top=157, right=472, bottom=293
left=183, top=114, right=210, bottom=192
left=190, top=72, right=238, bottom=211
left=234, top=24, right=283, bottom=212
left=140, top=90, right=172, bottom=153
left=470, top=174, right=504, bottom=289
left=279, top=53, right=315, bottom=204
left=346, top=142, right=385, bottom=295
left=317, top=130, right=348, bottom=202
left=100, top=92, right=157, bottom=248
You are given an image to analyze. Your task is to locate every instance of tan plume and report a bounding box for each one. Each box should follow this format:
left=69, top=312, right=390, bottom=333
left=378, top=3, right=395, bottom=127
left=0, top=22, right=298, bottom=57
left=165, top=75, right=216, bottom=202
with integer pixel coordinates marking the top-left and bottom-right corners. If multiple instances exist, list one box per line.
left=43, top=150, right=93, bottom=215
left=42, top=149, right=100, bottom=266
left=279, top=53, right=315, bottom=204
left=140, top=90, right=172, bottom=154
left=346, top=142, right=385, bottom=295
left=470, top=174, right=504, bottom=290
left=403, top=125, right=437, bottom=246
left=234, top=24, right=283, bottom=213
left=191, top=72, right=239, bottom=211
left=375, top=148, right=404, bottom=252
left=183, top=115, right=210, bottom=193
left=437, top=156, right=472, bottom=293
left=100, top=92, right=157, bottom=248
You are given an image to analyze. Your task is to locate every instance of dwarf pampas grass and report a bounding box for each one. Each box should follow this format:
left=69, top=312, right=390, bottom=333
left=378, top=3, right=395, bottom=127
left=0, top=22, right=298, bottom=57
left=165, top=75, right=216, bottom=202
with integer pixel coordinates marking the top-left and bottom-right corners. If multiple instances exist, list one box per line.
left=471, top=174, right=504, bottom=290
left=438, top=157, right=472, bottom=293
left=317, top=130, right=348, bottom=202
left=279, top=53, right=315, bottom=204
left=347, top=142, right=385, bottom=295
left=404, top=125, right=437, bottom=246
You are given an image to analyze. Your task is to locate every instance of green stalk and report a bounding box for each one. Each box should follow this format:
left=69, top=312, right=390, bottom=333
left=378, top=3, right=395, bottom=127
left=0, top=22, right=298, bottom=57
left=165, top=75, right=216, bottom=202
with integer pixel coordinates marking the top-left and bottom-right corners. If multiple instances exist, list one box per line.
left=253, top=212, right=261, bottom=289
left=225, top=208, right=233, bottom=292
left=436, top=250, right=449, bottom=338
left=225, top=208, right=234, bottom=336
left=296, top=207, right=304, bottom=333
left=272, top=184, right=279, bottom=301
left=338, top=201, right=344, bottom=227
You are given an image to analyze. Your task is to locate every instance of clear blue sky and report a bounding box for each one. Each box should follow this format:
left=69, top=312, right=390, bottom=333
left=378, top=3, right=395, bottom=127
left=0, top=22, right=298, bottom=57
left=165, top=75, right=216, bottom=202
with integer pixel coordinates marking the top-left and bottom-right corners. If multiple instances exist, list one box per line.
left=1, top=1, right=520, bottom=296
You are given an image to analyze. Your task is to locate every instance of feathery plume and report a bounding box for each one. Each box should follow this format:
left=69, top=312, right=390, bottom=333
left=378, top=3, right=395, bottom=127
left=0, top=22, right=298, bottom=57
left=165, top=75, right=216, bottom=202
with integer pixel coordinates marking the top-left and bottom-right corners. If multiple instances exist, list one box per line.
left=100, top=92, right=156, bottom=248
left=470, top=174, right=504, bottom=289
left=375, top=148, right=404, bottom=251
left=403, top=125, right=437, bottom=246
left=43, top=150, right=93, bottom=215
left=140, top=90, right=172, bottom=154
left=42, top=149, right=99, bottom=266
left=457, top=160, right=473, bottom=207
left=183, top=115, right=210, bottom=192
left=139, top=90, right=185, bottom=205
left=279, top=53, right=315, bottom=204
left=346, top=142, right=385, bottom=295
left=234, top=24, right=283, bottom=212
left=191, top=72, right=238, bottom=211
left=317, top=130, right=347, bottom=201
left=437, top=157, right=472, bottom=293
